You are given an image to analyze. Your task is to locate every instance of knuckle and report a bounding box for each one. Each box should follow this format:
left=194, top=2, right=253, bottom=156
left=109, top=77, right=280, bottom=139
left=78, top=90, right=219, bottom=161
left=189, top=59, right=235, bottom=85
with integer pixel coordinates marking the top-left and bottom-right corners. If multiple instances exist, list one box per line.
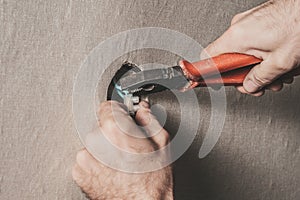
left=99, top=101, right=112, bottom=109
left=252, top=69, right=272, bottom=85
left=274, top=63, right=292, bottom=72
left=204, top=44, right=213, bottom=54
left=228, top=25, right=244, bottom=38
left=271, top=56, right=294, bottom=72
left=156, top=130, right=170, bottom=147
left=101, top=116, right=118, bottom=132
left=98, top=101, right=125, bottom=122
left=76, top=149, right=89, bottom=165
left=200, top=50, right=209, bottom=59
left=98, top=101, right=112, bottom=115
left=231, top=13, right=242, bottom=25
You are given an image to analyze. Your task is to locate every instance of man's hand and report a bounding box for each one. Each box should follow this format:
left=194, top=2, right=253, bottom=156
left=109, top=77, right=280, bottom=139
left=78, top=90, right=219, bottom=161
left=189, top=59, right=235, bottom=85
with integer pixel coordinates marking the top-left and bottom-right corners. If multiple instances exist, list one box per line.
left=72, top=101, right=173, bottom=200
left=203, top=0, right=300, bottom=96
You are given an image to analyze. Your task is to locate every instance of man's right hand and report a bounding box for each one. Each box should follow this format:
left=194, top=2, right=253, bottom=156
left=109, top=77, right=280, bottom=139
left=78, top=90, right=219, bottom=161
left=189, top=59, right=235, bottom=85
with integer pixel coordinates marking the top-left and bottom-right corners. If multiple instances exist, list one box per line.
left=203, top=0, right=300, bottom=96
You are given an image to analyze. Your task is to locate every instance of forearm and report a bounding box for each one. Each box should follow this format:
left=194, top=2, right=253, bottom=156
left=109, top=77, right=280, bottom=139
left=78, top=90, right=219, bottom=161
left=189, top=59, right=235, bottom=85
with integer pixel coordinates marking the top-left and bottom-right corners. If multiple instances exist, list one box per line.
left=142, top=167, right=174, bottom=200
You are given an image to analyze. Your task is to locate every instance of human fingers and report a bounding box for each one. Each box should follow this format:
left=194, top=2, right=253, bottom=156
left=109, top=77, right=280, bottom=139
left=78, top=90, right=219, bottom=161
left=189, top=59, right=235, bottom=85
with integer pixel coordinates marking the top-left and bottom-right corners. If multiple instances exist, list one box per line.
left=75, top=149, right=103, bottom=175
left=236, top=86, right=265, bottom=96
left=98, top=101, right=156, bottom=153
left=135, top=101, right=169, bottom=148
left=265, top=79, right=283, bottom=92
left=243, top=53, right=294, bottom=93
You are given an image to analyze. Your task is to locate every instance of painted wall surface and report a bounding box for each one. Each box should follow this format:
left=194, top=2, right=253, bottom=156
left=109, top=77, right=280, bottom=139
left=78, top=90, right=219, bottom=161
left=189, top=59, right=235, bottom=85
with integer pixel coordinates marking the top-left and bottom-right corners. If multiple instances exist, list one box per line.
left=1, top=0, right=299, bottom=199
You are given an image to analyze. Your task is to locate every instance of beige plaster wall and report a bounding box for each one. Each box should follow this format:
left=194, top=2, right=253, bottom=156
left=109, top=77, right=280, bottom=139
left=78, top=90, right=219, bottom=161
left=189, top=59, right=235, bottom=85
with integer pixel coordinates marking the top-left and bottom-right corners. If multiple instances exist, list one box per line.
left=1, top=0, right=299, bottom=199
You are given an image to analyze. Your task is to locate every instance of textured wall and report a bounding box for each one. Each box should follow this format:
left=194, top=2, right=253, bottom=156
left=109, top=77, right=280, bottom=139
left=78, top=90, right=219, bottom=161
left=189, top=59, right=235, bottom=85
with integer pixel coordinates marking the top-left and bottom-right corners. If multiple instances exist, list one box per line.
left=1, top=0, right=299, bottom=199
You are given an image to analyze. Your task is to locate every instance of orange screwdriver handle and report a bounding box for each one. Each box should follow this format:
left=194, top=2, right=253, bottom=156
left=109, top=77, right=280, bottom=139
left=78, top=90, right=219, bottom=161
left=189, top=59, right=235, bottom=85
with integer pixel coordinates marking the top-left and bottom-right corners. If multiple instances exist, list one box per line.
left=179, top=53, right=262, bottom=82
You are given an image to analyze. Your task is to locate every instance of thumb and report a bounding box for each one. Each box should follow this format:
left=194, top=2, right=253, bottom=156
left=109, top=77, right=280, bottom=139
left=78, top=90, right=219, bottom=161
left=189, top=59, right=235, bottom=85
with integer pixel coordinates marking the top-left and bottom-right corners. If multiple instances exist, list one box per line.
left=243, top=60, right=286, bottom=93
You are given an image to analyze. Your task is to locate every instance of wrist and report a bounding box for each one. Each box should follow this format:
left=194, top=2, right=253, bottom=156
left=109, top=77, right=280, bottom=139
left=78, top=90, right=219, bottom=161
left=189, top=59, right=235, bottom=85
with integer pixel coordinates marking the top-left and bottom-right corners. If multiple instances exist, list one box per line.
left=152, top=186, right=174, bottom=200
left=162, top=187, right=174, bottom=200
left=147, top=166, right=174, bottom=200
left=142, top=186, right=173, bottom=200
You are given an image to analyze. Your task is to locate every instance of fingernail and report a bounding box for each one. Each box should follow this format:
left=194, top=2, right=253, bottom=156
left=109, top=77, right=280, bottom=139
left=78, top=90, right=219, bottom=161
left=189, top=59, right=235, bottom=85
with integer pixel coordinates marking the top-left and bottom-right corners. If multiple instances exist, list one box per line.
left=244, top=80, right=260, bottom=93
